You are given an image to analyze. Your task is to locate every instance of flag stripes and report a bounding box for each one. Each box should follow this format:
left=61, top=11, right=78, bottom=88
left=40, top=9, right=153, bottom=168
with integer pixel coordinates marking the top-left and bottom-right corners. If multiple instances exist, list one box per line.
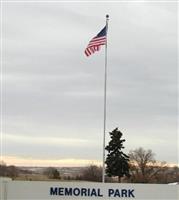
left=85, top=27, right=107, bottom=57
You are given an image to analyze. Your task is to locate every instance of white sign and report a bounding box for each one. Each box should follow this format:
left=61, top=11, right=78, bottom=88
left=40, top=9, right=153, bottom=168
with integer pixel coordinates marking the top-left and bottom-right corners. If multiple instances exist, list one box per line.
left=0, top=179, right=178, bottom=200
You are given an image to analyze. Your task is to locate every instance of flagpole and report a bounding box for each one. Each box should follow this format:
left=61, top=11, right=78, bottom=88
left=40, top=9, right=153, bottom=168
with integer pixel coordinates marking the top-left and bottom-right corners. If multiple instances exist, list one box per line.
left=102, top=14, right=109, bottom=183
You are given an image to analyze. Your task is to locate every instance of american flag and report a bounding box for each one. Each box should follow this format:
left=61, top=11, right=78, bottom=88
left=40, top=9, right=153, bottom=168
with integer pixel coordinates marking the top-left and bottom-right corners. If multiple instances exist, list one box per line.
left=85, top=26, right=107, bottom=57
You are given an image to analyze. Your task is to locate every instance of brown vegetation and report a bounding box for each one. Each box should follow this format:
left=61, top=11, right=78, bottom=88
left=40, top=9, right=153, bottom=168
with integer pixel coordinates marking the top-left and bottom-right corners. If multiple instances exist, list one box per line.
left=128, top=147, right=179, bottom=183
left=1, top=147, right=178, bottom=184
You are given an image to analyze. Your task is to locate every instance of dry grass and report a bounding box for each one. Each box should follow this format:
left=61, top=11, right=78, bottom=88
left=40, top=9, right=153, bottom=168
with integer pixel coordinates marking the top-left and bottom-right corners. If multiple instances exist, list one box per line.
left=14, top=174, right=60, bottom=181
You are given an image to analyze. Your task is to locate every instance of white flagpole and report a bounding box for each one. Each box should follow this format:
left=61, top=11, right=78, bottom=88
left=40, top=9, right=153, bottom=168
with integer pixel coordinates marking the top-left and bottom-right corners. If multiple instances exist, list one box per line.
left=102, top=14, right=109, bottom=183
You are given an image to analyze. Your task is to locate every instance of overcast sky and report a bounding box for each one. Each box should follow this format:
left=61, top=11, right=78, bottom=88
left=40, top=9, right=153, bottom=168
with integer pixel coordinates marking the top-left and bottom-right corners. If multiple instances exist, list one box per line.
left=1, top=1, right=178, bottom=167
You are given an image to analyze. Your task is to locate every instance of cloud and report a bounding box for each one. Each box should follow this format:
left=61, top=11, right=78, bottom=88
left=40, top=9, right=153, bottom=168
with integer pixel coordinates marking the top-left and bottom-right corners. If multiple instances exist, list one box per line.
left=3, top=132, right=102, bottom=160
left=2, top=1, right=177, bottom=166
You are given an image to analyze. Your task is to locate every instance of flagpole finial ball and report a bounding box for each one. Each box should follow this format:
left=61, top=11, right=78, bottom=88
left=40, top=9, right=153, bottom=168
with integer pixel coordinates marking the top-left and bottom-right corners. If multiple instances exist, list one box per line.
left=106, top=14, right=109, bottom=19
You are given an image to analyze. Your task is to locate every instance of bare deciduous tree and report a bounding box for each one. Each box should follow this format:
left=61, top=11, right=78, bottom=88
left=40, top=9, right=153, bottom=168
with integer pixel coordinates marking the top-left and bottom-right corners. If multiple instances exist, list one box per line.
left=129, top=147, right=155, bottom=182
left=43, top=167, right=60, bottom=179
left=81, top=165, right=102, bottom=182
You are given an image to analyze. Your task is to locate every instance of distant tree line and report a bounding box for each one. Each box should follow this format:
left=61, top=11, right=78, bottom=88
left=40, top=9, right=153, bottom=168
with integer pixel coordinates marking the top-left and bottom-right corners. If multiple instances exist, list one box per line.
left=1, top=158, right=178, bottom=183
left=0, top=161, right=19, bottom=179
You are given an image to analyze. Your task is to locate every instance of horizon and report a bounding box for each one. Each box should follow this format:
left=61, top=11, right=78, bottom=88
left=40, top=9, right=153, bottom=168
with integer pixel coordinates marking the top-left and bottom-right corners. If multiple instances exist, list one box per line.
left=2, top=155, right=178, bottom=168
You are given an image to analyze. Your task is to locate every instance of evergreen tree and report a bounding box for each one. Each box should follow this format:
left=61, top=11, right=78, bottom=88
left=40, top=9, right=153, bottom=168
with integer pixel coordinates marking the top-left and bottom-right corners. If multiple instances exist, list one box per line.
left=105, top=128, right=130, bottom=182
